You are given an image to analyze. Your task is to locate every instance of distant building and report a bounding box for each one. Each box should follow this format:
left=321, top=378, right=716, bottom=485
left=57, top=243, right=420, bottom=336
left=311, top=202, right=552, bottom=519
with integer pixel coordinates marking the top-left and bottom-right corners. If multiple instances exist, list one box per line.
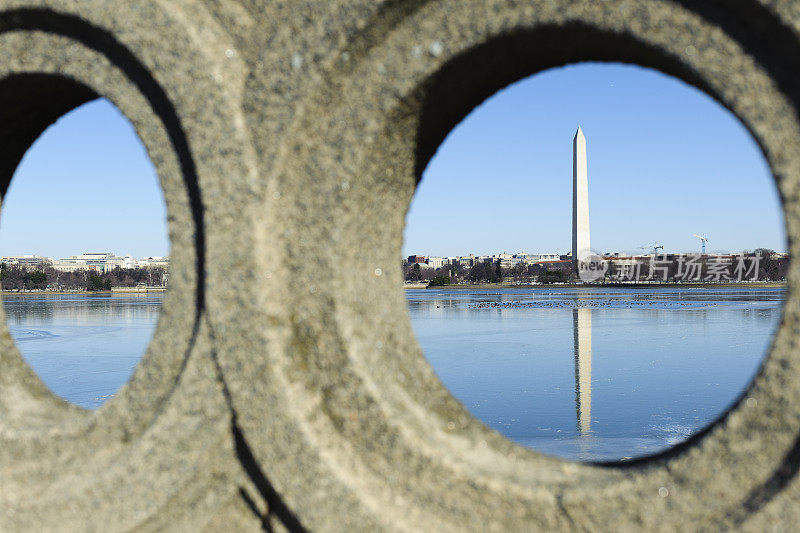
left=458, top=255, right=475, bottom=268
left=494, top=252, right=513, bottom=269
left=537, top=253, right=561, bottom=262
left=50, top=252, right=169, bottom=273
left=426, top=256, right=445, bottom=269
left=52, top=252, right=114, bottom=273
left=1, top=255, right=51, bottom=271
left=103, top=255, right=137, bottom=272
left=137, top=256, right=169, bottom=269
left=51, top=258, right=90, bottom=272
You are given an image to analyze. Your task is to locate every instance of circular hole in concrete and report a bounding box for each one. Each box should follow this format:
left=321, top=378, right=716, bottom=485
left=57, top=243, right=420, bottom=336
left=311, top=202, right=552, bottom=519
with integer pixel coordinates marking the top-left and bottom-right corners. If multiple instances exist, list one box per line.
left=405, top=62, right=786, bottom=462
left=0, top=97, right=168, bottom=410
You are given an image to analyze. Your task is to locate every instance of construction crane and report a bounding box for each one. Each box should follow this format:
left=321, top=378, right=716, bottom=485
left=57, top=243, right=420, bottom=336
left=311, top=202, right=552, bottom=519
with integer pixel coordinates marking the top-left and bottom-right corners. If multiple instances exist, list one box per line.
left=693, top=233, right=709, bottom=254
left=638, top=242, right=664, bottom=256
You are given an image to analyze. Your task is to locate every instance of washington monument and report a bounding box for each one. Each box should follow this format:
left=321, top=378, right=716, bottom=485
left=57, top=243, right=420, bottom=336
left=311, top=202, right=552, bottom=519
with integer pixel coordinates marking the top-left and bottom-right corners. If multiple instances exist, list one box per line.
left=572, top=126, right=591, bottom=263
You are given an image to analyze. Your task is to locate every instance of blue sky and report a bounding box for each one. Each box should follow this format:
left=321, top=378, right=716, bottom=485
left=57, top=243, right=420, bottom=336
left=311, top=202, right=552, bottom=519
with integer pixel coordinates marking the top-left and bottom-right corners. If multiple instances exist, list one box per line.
left=0, top=62, right=783, bottom=261
left=0, top=98, right=167, bottom=259
left=404, top=62, right=785, bottom=257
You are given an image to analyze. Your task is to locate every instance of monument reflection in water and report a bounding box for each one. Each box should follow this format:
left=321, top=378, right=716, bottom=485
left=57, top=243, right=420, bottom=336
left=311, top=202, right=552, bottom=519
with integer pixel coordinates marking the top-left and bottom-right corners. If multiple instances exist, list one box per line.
left=409, top=286, right=781, bottom=461
left=573, top=308, right=592, bottom=437
left=1, top=287, right=781, bottom=461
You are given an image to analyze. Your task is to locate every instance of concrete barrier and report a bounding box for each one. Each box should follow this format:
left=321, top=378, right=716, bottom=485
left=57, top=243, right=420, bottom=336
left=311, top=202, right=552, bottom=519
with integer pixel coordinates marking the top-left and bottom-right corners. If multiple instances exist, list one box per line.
left=1, top=1, right=800, bottom=530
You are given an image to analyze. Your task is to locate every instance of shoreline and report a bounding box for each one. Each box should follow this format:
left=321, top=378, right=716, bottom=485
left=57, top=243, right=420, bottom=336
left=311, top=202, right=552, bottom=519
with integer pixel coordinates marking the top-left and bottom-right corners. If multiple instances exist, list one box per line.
left=1, top=287, right=167, bottom=295
left=407, top=281, right=787, bottom=290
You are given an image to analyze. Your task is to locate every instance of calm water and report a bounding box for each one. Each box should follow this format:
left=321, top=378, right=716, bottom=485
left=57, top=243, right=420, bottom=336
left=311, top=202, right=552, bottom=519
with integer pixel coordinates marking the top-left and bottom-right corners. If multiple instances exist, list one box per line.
left=408, top=287, right=783, bottom=461
left=4, top=293, right=161, bottom=409
left=5, top=287, right=783, bottom=462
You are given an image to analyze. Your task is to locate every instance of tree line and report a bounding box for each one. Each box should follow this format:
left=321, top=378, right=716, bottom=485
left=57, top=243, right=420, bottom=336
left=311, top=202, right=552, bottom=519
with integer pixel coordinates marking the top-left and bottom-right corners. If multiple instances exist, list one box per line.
left=402, top=260, right=571, bottom=285
left=402, top=249, right=788, bottom=285
left=0, top=263, right=167, bottom=291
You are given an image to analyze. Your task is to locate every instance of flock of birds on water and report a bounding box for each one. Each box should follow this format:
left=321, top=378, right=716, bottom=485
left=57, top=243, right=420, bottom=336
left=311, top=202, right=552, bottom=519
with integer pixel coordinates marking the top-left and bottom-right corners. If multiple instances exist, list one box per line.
left=465, top=297, right=721, bottom=310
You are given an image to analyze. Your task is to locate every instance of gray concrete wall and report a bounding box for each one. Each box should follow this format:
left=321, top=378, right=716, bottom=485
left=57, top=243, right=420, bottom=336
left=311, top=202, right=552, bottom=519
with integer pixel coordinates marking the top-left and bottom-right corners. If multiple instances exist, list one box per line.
left=0, top=1, right=799, bottom=530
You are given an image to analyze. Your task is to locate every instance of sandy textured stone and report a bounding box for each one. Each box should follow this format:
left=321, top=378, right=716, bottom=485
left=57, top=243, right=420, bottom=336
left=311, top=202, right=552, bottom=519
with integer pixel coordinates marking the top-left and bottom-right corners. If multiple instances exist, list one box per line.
left=0, top=0, right=798, bottom=530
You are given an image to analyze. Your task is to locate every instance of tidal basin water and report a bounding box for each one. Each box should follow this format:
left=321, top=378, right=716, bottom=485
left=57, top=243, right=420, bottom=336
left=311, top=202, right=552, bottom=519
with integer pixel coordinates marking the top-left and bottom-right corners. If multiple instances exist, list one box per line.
left=4, top=293, right=162, bottom=409
left=408, top=287, right=783, bottom=462
left=5, top=287, right=783, bottom=461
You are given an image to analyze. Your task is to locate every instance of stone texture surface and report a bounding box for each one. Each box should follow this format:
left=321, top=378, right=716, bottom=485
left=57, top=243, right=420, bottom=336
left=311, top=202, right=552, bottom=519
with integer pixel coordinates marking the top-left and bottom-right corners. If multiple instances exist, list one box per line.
left=0, top=0, right=798, bottom=530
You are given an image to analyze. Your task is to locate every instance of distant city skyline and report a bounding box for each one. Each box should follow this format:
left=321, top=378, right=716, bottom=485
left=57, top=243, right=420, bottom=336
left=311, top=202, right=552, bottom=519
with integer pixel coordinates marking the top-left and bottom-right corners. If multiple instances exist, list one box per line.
left=0, top=99, right=169, bottom=259
left=1, top=251, right=167, bottom=260
left=0, top=251, right=168, bottom=276
left=404, top=62, right=785, bottom=257
left=0, top=65, right=783, bottom=261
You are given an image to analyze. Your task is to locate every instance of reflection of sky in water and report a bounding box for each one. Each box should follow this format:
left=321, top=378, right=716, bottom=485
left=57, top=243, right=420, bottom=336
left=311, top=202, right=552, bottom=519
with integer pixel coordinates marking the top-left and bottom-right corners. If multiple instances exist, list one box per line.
left=3, top=287, right=782, bottom=460
left=3, top=293, right=162, bottom=410
left=408, top=287, right=784, bottom=462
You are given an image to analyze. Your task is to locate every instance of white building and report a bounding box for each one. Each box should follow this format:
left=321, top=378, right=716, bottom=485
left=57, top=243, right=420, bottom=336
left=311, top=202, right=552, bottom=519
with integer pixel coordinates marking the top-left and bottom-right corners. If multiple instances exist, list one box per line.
left=493, top=253, right=512, bottom=269
left=50, top=252, right=167, bottom=273
left=52, top=252, right=113, bottom=273
left=537, top=253, right=561, bottom=262
left=51, top=258, right=89, bottom=272
left=137, top=256, right=170, bottom=269
left=426, top=256, right=445, bottom=269
left=1, top=255, right=51, bottom=270
left=102, top=255, right=137, bottom=272
left=458, top=255, right=475, bottom=268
